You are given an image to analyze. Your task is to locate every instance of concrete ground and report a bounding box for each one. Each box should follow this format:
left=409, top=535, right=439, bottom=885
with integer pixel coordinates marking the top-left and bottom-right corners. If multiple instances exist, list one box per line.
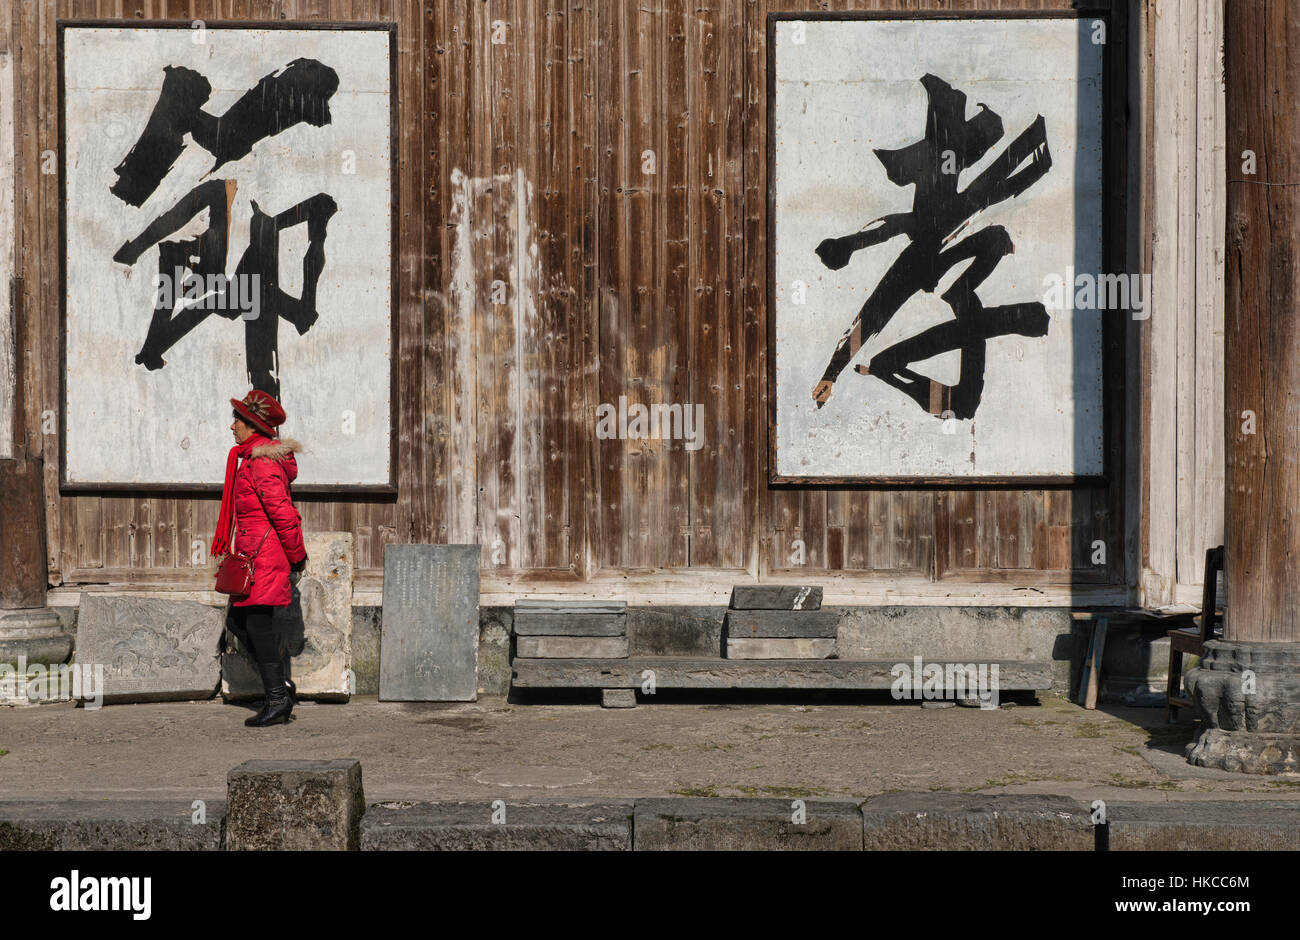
left=2, top=690, right=1298, bottom=804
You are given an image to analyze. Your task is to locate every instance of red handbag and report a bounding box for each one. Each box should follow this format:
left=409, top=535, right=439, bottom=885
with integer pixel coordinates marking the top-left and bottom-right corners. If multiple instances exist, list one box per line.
left=215, top=503, right=273, bottom=596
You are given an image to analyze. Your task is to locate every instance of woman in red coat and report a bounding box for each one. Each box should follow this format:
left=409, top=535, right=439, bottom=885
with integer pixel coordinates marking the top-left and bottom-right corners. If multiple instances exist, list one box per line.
left=213, top=390, right=307, bottom=727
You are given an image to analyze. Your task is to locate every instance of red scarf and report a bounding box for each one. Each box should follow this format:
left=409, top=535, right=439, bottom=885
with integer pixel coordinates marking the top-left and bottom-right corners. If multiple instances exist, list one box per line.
left=211, top=434, right=268, bottom=558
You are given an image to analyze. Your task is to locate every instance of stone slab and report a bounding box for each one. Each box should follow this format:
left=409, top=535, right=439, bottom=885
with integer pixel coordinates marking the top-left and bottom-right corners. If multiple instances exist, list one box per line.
left=75, top=595, right=225, bottom=703
left=515, top=599, right=627, bottom=615
left=0, top=800, right=225, bottom=851
left=601, top=688, right=637, bottom=708
left=726, top=638, right=836, bottom=659
left=513, top=612, right=627, bottom=636
left=516, top=636, right=629, bottom=659
left=633, top=798, right=862, bottom=850
left=729, top=585, right=823, bottom=611
left=223, top=531, right=354, bottom=702
left=725, top=610, right=839, bottom=638
left=511, top=657, right=1053, bottom=690
left=361, top=801, right=633, bottom=850
left=226, top=759, right=364, bottom=851
left=859, top=793, right=1094, bottom=850
left=1106, top=801, right=1300, bottom=850
left=380, top=544, right=480, bottom=702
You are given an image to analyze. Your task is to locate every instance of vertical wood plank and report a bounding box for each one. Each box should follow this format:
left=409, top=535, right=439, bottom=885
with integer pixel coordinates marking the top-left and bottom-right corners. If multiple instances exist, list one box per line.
left=1192, top=0, right=1225, bottom=573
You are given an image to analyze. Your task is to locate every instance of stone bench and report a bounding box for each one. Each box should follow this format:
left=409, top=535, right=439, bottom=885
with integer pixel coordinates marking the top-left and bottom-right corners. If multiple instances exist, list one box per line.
left=511, top=656, right=1053, bottom=707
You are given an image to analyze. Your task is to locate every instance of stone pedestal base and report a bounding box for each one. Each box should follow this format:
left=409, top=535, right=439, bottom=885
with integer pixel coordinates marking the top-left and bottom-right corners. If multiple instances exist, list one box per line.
left=1185, top=640, right=1300, bottom=775
left=0, top=608, right=74, bottom=705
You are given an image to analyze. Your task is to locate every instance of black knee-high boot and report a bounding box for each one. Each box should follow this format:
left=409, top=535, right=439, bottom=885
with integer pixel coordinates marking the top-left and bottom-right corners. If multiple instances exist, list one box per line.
left=245, top=660, right=294, bottom=727
left=239, top=606, right=295, bottom=725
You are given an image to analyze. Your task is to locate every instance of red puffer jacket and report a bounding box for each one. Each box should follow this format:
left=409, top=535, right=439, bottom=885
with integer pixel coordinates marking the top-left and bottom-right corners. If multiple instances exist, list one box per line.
left=230, top=434, right=306, bottom=607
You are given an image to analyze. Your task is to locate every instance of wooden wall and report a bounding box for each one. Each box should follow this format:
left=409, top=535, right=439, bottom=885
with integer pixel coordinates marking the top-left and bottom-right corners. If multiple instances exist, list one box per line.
left=7, top=0, right=1140, bottom=606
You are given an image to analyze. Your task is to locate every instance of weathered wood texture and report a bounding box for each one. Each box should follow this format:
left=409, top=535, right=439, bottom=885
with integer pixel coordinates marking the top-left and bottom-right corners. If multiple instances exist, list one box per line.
left=1222, top=1, right=1300, bottom=642
left=12, top=0, right=1140, bottom=602
left=0, top=457, right=47, bottom=607
left=1140, top=0, right=1226, bottom=607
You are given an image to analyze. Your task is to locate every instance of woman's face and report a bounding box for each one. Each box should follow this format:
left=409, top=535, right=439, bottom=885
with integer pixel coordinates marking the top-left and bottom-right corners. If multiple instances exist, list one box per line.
left=230, top=415, right=255, bottom=444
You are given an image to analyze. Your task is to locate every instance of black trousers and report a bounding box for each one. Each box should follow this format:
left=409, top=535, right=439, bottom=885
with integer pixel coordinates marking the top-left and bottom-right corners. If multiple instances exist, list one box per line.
left=225, top=604, right=280, bottom=667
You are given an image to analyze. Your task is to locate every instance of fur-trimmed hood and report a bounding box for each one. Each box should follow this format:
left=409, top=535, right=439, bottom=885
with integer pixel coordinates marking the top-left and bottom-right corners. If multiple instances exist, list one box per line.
left=248, top=437, right=303, bottom=461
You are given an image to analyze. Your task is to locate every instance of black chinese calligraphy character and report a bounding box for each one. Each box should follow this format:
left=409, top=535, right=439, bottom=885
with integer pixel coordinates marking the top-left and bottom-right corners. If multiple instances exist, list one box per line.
left=113, top=180, right=337, bottom=399
left=111, top=58, right=339, bottom=207
left=811, top=73, right=1052, bottom=420
left=109, top=56, right=341, bottom=399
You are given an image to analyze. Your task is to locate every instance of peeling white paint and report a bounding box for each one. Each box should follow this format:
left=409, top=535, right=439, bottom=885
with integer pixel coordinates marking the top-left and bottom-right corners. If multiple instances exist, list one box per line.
left=445, top=166, right=543, bottom=552
left=0, top=50, right=14, bottom=459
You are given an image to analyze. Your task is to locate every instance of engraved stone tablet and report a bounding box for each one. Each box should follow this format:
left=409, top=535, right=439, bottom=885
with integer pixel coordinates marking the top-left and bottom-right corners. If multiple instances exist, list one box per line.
left=380, top=544, right=480, bottom=701
left=75, top=595, right=225, bottom=702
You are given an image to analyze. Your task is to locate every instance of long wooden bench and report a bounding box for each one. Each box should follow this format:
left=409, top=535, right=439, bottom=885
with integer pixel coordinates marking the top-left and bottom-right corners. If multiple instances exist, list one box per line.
left=511, top=656, right=1054, bottom=707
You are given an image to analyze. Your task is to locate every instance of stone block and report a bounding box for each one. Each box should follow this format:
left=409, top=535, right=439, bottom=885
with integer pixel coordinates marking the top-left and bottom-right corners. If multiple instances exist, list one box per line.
left=350, top=606, right=382, bottom=695
left=1106, top=800, right=1300, bottom=850
left=633, top=798, right=862, bottom=850
left=516, top=636, right=629, bottom=659
left=225, top=759, right=364, bottom=851
left=515, top=600, right=627, bottom=615
left=380, top=544, right=480, bottom=702
left=477, top=606, right=513, bottom=696
left=859, top=793, right=1093, bottom=850
left=223, top=531, right=354, bottom=702
left=0, top=800, right=225, bottom=851
left=729, top=586, right=823, bottom=610
left=725, top=610, right=839, bottom=638
left=361, top=801, right=632, bottom=850
left=513, top=612, right=627, bottom=636
left=628, top=607, right=724, bottom=656
left=75, top=595, right=224, bottom=703
left=725, top=638, right=835, bottom=659
left=601, top=688, right=637, bottom=708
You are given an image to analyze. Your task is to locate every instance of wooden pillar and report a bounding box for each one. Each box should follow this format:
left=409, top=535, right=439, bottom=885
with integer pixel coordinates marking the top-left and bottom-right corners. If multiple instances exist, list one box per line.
left=0, top=457, right=46, bottom=609
left=1184, top=0, right=1300, bottom=774
left=1223, top=1, right=1300, bottom=643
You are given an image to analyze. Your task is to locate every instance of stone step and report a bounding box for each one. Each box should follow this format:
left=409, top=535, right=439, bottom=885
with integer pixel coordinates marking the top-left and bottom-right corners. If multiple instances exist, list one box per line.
left=2, top=794, right=1298, bottom=851
left=511, top=656, right=1052, bottom=690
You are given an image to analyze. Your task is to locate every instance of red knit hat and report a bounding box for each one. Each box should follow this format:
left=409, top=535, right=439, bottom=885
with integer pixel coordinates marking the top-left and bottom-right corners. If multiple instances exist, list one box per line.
left=230, top=389, right=285, bottom=438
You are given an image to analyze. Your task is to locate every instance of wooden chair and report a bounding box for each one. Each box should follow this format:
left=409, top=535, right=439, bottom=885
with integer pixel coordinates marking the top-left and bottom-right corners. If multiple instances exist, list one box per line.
left=1166, top=545, right=1224, bottom=722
